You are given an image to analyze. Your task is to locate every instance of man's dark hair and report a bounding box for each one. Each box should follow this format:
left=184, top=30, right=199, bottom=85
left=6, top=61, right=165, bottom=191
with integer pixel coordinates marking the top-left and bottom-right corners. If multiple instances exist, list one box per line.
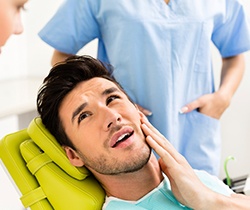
left=37, top=55, right=129, bottom=149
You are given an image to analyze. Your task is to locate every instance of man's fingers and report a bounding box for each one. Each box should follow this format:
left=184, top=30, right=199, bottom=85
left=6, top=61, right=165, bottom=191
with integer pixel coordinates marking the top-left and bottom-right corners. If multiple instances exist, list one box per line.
left=141, top=123, right=173, bottom=151
left=141, top=116, right=168, bottom=140
left=142, top=123, right=180, bottom=166
left=146, top=135, right=177, bottom=167
left=142, top=122, right=190, bottom=166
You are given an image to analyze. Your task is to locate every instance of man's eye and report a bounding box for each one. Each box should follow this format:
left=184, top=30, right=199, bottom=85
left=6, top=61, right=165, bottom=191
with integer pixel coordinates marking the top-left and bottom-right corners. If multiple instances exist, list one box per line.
left=78, top=112, right=91, bottom=124
left=106, top=95, right=120, bottom=105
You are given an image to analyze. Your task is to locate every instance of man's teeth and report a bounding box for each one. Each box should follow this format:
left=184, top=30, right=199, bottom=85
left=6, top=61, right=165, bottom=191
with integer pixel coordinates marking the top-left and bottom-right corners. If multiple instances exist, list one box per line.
left=117, top=133, right=130, bottom=142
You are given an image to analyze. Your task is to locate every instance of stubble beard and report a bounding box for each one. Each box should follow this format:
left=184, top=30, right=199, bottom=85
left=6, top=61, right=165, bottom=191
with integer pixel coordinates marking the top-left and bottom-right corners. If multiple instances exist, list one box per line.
left=78, top=141, right=151, bottom=175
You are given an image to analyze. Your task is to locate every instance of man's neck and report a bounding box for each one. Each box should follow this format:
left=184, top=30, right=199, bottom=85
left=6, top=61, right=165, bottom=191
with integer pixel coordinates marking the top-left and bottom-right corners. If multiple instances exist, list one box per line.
left=93, top=153, right=163, bottom=201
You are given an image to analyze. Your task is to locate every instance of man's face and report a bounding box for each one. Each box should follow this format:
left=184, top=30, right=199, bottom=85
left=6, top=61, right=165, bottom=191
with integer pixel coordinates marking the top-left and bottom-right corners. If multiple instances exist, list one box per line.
left=0, top=0, right=27, bottom=49
left=59, top=78, right=151, bottom=175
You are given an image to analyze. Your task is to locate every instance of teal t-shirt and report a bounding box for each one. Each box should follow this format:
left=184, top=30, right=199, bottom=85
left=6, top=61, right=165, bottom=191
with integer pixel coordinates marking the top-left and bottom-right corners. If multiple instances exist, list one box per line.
left=102, top=170, right=232, bottom=209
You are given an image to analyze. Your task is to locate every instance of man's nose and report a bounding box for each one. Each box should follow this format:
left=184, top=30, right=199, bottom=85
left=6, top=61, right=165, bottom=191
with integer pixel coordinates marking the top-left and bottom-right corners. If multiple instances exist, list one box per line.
left=102, top=108, right=122, bottom=131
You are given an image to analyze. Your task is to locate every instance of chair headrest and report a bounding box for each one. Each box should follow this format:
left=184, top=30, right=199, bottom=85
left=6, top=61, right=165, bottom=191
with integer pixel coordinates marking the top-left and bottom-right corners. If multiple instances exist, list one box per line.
left=27, top=117, right=89, bottom=180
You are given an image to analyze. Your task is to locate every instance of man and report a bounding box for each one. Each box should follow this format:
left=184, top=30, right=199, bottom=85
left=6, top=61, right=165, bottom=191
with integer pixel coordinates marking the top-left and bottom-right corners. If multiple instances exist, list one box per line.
left=37, top=55, right=247, bottom=209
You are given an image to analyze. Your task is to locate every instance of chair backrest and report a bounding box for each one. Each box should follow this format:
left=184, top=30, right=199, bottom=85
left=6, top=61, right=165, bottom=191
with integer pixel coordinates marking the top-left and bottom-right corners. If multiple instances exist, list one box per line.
left=0, top=117, right=105, bottom=210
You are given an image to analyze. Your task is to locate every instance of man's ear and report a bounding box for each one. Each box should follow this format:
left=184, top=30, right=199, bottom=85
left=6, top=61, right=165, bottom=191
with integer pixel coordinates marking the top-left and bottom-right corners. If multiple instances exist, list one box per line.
left=63, top=146, right=85, bottom=167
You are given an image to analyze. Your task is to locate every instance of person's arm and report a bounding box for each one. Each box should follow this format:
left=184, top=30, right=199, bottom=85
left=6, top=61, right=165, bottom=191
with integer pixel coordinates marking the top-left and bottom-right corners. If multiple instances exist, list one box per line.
left=141, top=115, right=250, bottom=209
left=180, top=54, right=245, bottom=119
left=51, top=50, right=74, bottom=66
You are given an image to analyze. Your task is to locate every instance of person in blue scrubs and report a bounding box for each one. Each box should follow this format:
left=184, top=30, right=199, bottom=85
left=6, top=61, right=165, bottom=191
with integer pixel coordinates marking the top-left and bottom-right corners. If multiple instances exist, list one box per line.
left=38, top=0, right=250, bottom=175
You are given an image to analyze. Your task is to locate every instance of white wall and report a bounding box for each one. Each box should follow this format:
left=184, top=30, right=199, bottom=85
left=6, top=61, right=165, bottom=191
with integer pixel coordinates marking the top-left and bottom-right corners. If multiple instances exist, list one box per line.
left=0, top=0, right=250, bottom=209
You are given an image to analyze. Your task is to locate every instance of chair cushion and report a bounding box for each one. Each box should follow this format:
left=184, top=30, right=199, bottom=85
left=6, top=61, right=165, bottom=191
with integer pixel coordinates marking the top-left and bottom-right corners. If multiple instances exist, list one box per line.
left=0, top=118, right=105, bottom=209
left=20, top=139, right=105, bottom=210
left=27, top=117, right=89, bottom=180
left=0, top=129, right=52, bottom=209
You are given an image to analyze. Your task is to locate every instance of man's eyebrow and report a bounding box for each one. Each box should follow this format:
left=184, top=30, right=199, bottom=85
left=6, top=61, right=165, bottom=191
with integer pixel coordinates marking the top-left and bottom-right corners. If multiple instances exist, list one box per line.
left=71, top=87, right=119, bottom=123
left=71, top=103, right=87, bottom=123
left=102, top=87, right=119, bottom=96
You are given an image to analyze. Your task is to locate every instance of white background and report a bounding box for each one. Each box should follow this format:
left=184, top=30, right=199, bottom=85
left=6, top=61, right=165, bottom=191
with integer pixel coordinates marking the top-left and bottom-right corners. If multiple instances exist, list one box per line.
left=0, top=0, right=250, bottom=209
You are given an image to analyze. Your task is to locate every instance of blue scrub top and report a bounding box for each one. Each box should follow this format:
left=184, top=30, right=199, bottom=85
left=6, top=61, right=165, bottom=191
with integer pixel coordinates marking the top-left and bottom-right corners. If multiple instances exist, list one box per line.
left=39, top=0, right=250, bottom=175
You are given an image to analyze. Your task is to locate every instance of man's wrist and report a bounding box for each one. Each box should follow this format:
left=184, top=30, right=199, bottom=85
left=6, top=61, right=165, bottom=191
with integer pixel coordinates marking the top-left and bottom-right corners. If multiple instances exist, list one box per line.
left=191, top=190, right=230, bottom=210
left=201, top=193, right=232, bottom=210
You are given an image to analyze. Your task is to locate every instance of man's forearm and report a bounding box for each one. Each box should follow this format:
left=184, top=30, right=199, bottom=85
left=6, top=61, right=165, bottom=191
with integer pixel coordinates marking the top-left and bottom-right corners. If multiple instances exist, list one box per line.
left=203, top=193, right=250, bottom=210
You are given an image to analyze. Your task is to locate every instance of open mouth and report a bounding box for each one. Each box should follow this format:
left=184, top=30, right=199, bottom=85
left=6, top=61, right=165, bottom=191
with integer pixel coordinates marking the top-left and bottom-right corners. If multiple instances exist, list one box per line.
left=111, top=131, right=134, bottom=148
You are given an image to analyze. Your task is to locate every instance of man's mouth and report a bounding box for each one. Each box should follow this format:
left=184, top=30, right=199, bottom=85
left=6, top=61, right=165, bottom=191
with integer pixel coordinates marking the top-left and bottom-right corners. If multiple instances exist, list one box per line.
left=111, top=129, right=134, bottom=148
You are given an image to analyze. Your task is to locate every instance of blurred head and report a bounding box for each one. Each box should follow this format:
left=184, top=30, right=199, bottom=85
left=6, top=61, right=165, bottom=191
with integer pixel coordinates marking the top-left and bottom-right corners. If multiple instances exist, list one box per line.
left=0, top=0, right=27, bottom=48
left=37, top=55, right=151, bottom=175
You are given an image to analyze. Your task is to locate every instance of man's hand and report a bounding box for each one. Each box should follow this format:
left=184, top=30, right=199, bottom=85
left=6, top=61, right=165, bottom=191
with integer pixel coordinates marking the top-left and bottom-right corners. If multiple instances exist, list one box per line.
left=141, top=115, right=219, bottom=209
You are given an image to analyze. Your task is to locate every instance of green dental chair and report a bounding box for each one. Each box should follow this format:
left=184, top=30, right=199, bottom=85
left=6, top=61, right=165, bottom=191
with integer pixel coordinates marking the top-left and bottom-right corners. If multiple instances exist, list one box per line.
left=0, top=117, right=105, bottom=209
